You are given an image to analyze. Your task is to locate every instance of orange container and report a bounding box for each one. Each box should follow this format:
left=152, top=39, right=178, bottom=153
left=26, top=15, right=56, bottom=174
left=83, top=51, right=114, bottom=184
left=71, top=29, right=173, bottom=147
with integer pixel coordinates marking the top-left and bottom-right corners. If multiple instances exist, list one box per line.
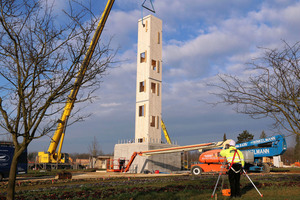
left=222, top=189, right=231, bottom=196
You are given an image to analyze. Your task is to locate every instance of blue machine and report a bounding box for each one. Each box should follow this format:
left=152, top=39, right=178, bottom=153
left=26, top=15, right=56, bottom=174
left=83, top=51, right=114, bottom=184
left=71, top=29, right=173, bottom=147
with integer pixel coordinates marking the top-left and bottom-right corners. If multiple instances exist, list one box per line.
left=235, top=135, right=287, bottom=172
left=0, top=142, right=27, bottom=181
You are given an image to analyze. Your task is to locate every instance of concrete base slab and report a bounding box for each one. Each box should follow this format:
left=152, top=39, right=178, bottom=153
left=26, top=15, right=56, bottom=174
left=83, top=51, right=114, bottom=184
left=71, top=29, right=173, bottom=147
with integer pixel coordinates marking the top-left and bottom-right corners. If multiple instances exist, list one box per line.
left=114, top=143, right=181, bottom=173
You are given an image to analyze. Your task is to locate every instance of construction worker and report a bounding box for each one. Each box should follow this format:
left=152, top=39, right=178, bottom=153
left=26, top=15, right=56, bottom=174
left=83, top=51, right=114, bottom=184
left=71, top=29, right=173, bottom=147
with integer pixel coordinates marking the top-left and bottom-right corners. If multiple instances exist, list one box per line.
left=220, top=140, right=245, bottom=198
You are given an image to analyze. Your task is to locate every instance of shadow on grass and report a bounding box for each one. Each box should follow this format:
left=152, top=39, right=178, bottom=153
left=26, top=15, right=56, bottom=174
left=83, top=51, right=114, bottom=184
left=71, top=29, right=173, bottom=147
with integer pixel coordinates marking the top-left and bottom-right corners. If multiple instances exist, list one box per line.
left=241, top=181, right=260, bottom=196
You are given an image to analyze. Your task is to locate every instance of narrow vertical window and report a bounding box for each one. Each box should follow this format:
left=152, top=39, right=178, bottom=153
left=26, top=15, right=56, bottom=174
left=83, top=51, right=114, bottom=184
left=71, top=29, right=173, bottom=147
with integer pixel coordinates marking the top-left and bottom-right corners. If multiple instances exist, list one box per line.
left=157, top=83, right=160, bottom=96
left=157, top=32, right=160, bottom=44
left=140, top=51, right=147, bottom=63
left=139, top=105, right=145, bottom=117
left=157, top=61, right=160, bottom=73
left=151, top=82, right=156, bottom=94
left=150, top=116, right=155, bottom=127
left=145, top=20, right=148, bottom=32
left=139, top=81, right=145, bottom=92
left=151, top=60, right=156, bottom=71
left=157, top=116, right=159, bottom=129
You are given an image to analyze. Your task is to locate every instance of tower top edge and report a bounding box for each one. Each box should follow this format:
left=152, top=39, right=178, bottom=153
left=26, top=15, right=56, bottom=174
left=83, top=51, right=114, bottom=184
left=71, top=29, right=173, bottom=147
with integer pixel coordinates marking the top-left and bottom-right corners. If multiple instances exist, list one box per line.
left=138, top=14, right=162, bottom=22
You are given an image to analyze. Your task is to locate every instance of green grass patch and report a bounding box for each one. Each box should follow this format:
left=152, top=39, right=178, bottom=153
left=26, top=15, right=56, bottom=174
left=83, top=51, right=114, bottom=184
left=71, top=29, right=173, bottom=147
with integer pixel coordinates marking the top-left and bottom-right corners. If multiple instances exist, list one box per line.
left=271, top=167, right=300, bottom=172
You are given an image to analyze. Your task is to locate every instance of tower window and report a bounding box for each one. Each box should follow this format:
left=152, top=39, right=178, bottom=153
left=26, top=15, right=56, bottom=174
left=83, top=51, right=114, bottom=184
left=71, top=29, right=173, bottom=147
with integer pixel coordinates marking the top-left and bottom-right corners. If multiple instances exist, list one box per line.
left=139, top=81, right=145, bottom=92
left=157, top=83, right=160, bottom=96
left=158, top=32, right=160, bottom=44
left=151, top=82, right=156, bottom=94
left=140, top=51, right=147, bottom=63
left=150, top=116, right=155, bottom=127
left=139, top=105, right=145, bottom=117
left=157, top=61, right=160, bottom=73
left=145, top=20, right=148, bottom=32
left=157, top=116, right=159, bottom=129
left=151, top=60, right=156, bottom=71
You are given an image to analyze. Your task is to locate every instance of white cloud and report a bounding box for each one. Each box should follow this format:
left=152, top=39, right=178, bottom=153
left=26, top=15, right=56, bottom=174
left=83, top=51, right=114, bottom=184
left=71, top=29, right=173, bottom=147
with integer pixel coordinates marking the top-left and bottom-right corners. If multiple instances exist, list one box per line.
left=162, top=0, right=300, bottom=83
left=100, top=102, right=121, bottom=108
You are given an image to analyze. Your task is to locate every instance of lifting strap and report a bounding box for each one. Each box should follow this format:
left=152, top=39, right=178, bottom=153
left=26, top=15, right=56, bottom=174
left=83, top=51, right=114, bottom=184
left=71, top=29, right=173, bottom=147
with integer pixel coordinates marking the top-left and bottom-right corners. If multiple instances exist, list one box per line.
left=142, top=0, right=155, bottom=13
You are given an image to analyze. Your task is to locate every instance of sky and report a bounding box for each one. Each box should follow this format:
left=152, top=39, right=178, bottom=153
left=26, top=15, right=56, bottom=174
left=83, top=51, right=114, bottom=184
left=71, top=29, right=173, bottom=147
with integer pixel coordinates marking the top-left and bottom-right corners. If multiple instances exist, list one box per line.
left=27, top=0, right=300, bottom=154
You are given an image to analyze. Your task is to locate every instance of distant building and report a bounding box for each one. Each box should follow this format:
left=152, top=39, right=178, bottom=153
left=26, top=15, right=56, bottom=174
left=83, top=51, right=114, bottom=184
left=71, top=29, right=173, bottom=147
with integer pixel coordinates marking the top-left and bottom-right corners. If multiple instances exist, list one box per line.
left=89, top=155, right=113, bottom=169
left=75, top=158, right=90, bottom=168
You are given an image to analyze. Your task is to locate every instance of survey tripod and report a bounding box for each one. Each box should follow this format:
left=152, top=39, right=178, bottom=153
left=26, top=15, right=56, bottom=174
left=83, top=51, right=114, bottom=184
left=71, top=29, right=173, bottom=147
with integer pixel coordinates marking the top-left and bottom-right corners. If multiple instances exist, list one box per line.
left=211, top=161, right=227, bottom=198
left=211, top=151, right=263, bottom=198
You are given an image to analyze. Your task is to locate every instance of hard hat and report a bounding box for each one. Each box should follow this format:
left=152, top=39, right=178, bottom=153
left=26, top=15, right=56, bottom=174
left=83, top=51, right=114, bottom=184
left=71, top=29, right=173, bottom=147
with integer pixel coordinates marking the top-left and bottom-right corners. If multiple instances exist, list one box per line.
left=229, top=140, right=236, bottom=146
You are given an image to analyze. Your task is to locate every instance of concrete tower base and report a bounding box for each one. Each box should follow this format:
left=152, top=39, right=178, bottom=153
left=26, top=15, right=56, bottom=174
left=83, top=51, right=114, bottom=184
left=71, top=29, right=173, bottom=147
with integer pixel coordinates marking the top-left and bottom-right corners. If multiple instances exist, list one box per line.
left=114, top=143, right=181, bottom=173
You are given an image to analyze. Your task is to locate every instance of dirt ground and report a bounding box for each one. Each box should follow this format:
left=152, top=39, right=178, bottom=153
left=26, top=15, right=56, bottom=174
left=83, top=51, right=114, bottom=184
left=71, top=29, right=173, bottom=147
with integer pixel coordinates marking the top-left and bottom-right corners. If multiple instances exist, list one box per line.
left=72, top=171, right=175, bottom=179
left=71, top=170, right=300, bottom=179
left=22, top=170, right=300, bottom=182
left=13, top=167, right=300, bottom=182
left=16, top=171, right=189, bottom=182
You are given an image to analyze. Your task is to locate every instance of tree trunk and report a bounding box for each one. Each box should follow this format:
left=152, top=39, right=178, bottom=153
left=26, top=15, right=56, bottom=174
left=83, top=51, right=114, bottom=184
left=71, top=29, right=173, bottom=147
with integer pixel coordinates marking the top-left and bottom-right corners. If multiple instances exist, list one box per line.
left=7, top=155, right=18, bottom=200
left=7, top=146, right=25, bottom=200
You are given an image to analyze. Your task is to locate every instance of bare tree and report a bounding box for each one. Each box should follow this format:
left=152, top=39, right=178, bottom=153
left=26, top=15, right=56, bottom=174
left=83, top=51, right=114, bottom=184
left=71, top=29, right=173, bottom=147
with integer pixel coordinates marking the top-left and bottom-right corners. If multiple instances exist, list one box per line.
left=88, top=136, right=103, bottom=157
left=0, top=1, right=115, bottom=199
left=211, top=41, right=300, bottom=137
left=259, top=130, right=267, bottom=139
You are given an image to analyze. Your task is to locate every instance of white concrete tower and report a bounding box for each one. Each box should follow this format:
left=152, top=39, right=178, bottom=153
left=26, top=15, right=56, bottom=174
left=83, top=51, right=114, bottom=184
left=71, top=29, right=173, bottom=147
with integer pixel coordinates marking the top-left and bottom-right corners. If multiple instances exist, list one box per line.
left=114, top=15, right=180, bottom=173
left=135, top=15, right=162, bottom=143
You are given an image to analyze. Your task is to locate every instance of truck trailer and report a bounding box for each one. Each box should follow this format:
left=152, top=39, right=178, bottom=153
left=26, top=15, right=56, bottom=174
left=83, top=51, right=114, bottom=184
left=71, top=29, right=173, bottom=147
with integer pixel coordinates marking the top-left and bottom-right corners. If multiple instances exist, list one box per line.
left=0, top=142, right=27, bottom=181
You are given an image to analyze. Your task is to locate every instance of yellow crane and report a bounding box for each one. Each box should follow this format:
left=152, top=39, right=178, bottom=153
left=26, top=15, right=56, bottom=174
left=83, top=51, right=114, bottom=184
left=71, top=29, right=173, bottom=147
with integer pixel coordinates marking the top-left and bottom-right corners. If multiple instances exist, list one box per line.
left=161, top=119, right=172, bottom=144
left=38, top=0, right=115, bottom=165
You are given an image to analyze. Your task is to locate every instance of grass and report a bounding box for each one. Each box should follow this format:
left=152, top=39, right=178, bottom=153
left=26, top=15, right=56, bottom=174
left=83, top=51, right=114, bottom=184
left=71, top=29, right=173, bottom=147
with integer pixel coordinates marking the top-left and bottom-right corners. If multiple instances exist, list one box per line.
left=270, top=167, right=300, bottom=173
left=1, top=173, right=299, bottom=199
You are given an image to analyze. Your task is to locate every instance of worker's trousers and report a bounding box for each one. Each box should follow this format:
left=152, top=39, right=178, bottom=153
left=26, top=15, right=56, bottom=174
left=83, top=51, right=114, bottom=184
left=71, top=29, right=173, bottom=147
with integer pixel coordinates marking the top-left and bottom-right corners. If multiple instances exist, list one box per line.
left=228, top=163, right=242, bottom=197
